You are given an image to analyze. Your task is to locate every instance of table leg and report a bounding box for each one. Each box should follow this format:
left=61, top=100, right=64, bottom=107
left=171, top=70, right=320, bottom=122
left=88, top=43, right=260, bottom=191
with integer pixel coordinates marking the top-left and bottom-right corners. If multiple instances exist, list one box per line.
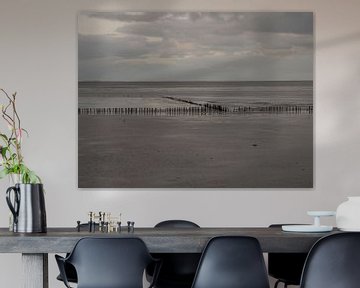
left=22, top=253, right=48, bottom=288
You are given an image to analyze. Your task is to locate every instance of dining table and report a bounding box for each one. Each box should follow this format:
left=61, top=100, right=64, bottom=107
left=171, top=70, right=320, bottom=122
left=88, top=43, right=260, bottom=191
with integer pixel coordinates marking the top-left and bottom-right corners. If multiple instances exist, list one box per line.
left=0, top=226, right=339, bottom=288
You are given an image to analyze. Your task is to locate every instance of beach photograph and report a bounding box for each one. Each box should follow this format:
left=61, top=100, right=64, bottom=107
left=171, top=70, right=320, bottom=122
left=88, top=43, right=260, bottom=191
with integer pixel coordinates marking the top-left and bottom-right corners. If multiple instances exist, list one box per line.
left=78, top=12, right=313, bottom=188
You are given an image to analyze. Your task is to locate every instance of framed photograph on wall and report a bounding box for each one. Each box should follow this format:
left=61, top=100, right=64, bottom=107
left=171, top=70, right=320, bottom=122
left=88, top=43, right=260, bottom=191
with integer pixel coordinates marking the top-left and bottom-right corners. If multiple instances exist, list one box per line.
left=78, top=11, right=313, bottom=188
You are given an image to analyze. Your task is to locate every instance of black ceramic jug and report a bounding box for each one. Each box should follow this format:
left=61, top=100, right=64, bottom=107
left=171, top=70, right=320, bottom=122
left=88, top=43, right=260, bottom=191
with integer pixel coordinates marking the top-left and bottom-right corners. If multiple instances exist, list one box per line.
left=6, top=183, right=47, bottom=233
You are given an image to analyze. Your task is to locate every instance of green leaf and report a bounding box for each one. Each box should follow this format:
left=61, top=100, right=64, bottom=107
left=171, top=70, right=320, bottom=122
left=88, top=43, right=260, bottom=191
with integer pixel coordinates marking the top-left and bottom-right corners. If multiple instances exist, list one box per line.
left=0, top=168, right=9, bottom=179
left=29, top=172, right=40, bottom=184
left=17, top=164, right=41, bottom=184
left=0, top=146, right=8, bottom=157
left=0, top=133, right=8, bottom=141
left=21, top=128, right=29, bottom=137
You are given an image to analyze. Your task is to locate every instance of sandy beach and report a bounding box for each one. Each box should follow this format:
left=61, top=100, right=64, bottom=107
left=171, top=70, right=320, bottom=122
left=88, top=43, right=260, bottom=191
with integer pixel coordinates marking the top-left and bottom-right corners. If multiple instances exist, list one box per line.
left=78, top=113, right=313, bottom=188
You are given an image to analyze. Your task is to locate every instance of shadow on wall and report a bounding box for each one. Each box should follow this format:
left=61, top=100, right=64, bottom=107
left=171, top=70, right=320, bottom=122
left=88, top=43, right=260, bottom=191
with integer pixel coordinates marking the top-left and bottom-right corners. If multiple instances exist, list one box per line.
left=316, top=31, right=360, bottom=49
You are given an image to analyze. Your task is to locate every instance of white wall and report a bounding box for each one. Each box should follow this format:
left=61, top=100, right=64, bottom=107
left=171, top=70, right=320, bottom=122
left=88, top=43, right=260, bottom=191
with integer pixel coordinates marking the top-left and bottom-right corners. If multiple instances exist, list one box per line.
left=0, top=0, right=360, bottom=287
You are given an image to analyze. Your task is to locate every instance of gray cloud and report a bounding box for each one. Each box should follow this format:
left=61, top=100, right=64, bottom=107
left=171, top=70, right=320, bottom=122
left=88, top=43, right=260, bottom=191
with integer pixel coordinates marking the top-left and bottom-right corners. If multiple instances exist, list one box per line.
left=79, top=12, right=313, bottom=81
left=78, top=34, right=162, bottom=60
left=84, top=12, right=313, bottom=35
left=241, top=12, right=313, bottom=35
left=84, top=11, right=167, bottom=23
left=79, top=53, right=313, bottom=82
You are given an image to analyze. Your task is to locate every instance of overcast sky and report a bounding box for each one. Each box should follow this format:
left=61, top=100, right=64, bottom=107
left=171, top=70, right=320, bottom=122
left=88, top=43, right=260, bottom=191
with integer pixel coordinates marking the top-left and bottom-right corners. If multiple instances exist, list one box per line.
left=78, top=12, right=313, bottom=81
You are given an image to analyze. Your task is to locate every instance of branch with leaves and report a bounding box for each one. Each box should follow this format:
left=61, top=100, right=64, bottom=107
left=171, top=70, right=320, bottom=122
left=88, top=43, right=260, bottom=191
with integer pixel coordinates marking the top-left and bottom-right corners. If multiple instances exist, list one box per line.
left=0, top=88, right=41, bottom=183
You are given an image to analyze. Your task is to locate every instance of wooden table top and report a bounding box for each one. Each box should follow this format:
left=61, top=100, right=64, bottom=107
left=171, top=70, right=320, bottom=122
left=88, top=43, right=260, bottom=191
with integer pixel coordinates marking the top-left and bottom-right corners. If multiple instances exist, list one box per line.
left=0, top=227, right=339, bottom=253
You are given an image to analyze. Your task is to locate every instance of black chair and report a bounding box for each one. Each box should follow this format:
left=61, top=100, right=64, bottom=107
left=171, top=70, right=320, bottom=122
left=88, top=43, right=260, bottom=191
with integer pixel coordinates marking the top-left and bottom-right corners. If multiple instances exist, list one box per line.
left=300, top=232, right=360, bottom=288
left=268, top=224, right=308, bottom=288
left=55, top=237, right=160, bottom=288
left=147, top=220, right=201, bottom=288
left=56, top=223, right=99, bottom=284
left=56, top=262, right=77, bottom=284
left=191, top=236, right=270, bottom=288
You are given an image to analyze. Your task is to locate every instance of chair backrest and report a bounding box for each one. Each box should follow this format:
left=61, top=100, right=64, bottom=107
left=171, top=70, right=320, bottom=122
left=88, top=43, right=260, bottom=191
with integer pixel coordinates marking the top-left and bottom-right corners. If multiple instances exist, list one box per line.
left=300, top=232, right=360, bottom=288
left=191, top=236, right=270, bottom=288
left=155, top=220, right=200, bottom=228
left=268, top=224, right=308, bottom=285
left=151, top=220, right=201, bottom=286
left=67, top=237, right=154, bottom=288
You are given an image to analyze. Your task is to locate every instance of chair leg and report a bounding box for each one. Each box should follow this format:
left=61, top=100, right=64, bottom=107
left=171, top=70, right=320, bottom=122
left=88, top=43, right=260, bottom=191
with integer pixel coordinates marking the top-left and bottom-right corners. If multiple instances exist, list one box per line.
left=274, top=280, right=289, bottom=288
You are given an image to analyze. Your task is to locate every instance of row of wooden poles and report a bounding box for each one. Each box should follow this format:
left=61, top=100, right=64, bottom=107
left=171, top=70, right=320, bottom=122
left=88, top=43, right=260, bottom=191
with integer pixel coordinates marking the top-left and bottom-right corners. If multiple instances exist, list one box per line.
left=78, top=105, right=313, bottom=116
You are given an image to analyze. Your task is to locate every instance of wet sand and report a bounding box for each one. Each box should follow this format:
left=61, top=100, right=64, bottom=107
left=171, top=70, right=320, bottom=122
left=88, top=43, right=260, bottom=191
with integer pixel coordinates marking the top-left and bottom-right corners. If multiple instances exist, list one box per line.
left=78, top=113, right=312, bottom=188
